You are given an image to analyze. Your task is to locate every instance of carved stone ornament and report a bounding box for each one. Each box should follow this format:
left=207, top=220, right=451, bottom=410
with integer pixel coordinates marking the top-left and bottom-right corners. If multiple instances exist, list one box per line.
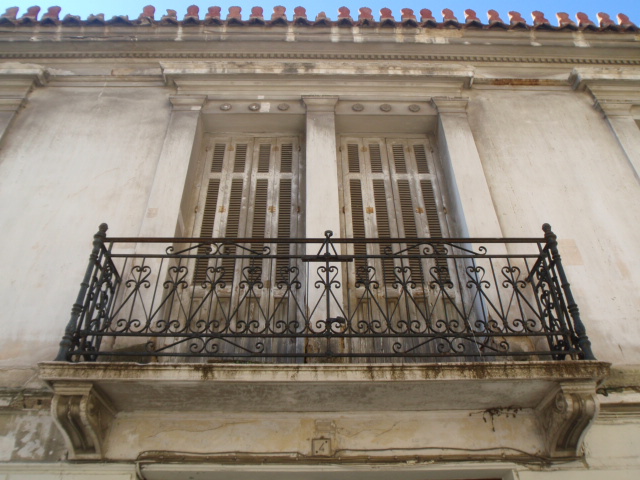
left=380, top=103, right=392, bottom=112
left=50, top=382, right=115, bottom=460
left=220, top=103, right=232, bottom=111
left=536, top=383, right=599, bottom=458
left=277, top=103, right=290, bottom=111
left=408, top=104, right=421, bottom=112
left=248, top=102, right=261, bottom=111
left=352, top=103, right=364, bottom=112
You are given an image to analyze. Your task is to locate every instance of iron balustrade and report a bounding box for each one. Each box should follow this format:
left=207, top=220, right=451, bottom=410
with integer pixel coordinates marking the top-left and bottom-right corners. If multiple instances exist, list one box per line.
left=55, top=224, right=594, bottom=362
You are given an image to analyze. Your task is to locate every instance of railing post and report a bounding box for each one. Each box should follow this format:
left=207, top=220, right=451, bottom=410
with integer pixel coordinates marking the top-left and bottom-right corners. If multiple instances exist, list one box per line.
left=542, top=224, right=595, bottom=360
left=54, top=224, right=108, bottom=361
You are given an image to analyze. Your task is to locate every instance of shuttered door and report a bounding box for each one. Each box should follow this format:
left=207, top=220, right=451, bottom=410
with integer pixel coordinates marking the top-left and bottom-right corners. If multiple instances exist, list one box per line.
left=341, top=137, right=448, bottom=279
left=341, top=137, right=449, bottom=359
left=192, top=136, right=301, bottom=357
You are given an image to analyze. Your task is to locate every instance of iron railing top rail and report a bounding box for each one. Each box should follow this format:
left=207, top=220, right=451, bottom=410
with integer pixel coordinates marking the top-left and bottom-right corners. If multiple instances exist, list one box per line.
left=104, top=235, right=547, bottom=244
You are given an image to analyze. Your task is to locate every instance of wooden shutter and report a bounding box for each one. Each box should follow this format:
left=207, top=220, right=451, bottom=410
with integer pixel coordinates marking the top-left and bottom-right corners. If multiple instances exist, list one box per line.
left=193, top=136, right=300, bottom=287
left=341, top=137, right=449, bottom=286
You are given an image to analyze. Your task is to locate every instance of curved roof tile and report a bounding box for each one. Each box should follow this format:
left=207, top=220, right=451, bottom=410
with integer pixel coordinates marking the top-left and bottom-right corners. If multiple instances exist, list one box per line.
left=0, top=5, right=636, bottom=31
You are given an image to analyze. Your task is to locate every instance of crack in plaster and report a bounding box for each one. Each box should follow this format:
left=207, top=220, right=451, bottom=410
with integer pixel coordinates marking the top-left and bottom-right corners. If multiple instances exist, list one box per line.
left=147, top=420, right=256, bottom=439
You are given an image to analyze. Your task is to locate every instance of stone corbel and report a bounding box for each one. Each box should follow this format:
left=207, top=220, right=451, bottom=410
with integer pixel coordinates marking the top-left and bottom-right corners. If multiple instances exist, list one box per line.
left=536, top=382, right=599, bottom=458
left=50, top=382, right=115, bottom=460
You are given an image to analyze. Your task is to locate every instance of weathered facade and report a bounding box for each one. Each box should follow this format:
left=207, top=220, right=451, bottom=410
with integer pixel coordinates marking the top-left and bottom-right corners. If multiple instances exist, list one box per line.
left=1, top=5, right=639, bottom=480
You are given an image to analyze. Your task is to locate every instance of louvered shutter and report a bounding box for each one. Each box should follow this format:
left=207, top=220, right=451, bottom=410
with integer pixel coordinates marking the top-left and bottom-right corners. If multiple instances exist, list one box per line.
left=193, top=136, right=300, bottom=288
left=341, top=137, right=449, bottom=286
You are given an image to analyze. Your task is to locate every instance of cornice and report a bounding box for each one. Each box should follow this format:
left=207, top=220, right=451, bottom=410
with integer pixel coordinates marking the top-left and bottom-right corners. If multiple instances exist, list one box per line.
left=0, top=62, right=48, bottom=85
left=570, top=66, right=640, bottom=105
left=1, top=51, right=639, bottom=66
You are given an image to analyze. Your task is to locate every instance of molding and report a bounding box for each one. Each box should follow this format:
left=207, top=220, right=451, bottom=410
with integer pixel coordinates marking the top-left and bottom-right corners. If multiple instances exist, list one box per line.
left=0, top=95, right=26, bottom=112
left=40, top=360, right=610, bottom=384
left=1, top=51, right=640, bottom=66
left=139, top=462, right=521, bottom=479
left=303, top=96, right=339, bottom=113
left=570, top=66, right=640, bottom=91
left=431, top=97, right=469, bottom=114
left=169, top=94, right=207, bottom=111
left=593, top=99, right=634, bottom=116
left=0, top=62, right=48, bottom=86
left=536, top=382, right=599, bottom=458
left=50, top=381, right=116, bottom=460
left=0, top=63, right=47, bottom=113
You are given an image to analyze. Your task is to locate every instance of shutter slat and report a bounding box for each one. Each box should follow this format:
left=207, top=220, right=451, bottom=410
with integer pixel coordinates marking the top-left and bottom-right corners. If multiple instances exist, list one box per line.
left=349, top=179, right=367, bottom=275
left=397, top=179, right=423, bottom=284
left=347, top=144, right=360, bottom=173
left=420, top=179, right=449, bottom=281
left=257, top=144, right=271, bottom=173
left=250, top=179, right=269, bottom=256
left=221, top=179, right=244, bottom=284
left=414, top=144, right=430, bottom=174
left=276, top=179, right=292, bottom=276
left=372, top=180, right=394, bottom=284
left=420, top=180, right=443, bottom=238
left=211, top=144, right=226, bottom=173
left=397, top=180, right=417, bottom=237
left=391, top=144, right=407, bottom=173
left=194, top=179, right=221, bottom=285
left=280, top=144, right=293, bottom=173
left=233, top=144, right=248, bottom=173
left=369, top=144, right=383, bottom=173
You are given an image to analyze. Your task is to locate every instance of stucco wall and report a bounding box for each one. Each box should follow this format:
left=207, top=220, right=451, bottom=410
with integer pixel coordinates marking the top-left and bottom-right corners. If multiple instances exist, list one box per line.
left=0, top=86, right=170, bottom=371
left=468, top=87, right=640, bottom=365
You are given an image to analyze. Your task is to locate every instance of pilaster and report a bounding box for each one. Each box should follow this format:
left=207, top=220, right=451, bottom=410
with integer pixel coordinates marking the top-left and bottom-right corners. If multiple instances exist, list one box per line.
left=138, top=94, right=206, bottom=238
left=0, top=63, right=48, bottom=144
left=431, top=97, right=504, bottom=239
left=571, top=67, right=640, bottom=184
left=302, top=96, right=343, bottom=332
left=594, top=99, right=640, bottom=183
left=302, top=96, right=341, bottom=239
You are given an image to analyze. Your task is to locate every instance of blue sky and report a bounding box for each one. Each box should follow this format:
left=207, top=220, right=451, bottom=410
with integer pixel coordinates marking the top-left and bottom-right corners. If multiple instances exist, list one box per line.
left=3, top=1, right=638, bottom=24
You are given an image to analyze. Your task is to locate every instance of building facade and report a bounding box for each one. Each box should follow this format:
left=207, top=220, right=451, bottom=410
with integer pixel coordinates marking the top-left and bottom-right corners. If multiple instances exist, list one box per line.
left=0, top=5, right=639, bottom=480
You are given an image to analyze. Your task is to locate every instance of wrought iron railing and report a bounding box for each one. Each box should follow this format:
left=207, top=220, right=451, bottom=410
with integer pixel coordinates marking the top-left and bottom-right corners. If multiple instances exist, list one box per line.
left=55, top=224, right=594, bottom=362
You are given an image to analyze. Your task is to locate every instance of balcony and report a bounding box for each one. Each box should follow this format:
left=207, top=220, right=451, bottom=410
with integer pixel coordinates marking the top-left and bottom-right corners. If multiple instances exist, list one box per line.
left=54, top=223, right=594, bottom=363
left=39, top=224, right=608, bottom=462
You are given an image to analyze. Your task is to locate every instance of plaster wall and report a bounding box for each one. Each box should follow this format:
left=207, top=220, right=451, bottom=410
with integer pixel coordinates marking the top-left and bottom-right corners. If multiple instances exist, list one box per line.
left=0, top=86, right=170, bottom=372
left=0, top=417, right=639, bottom=479
left=103, top=409, right=541, bottom=461
left=467, top=87, right=640, bottom=365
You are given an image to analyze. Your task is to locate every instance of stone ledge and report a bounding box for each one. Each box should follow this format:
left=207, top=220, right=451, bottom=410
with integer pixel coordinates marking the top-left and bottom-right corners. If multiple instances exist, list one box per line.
left=38, top=361, right=609, bottom=460
left=38, top=361, right=609, bottom=413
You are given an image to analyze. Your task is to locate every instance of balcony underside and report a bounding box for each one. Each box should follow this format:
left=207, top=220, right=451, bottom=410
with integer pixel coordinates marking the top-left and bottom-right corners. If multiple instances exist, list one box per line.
left=39, top=360, right=609, bottom=462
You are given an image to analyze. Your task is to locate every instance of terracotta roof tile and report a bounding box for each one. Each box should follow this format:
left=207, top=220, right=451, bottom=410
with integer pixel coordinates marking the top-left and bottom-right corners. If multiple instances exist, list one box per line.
left=486, top=10, right=508, bottom=29
left=0, top=6, right=636, bottom=32
left=556, top=12, right=577, bottom=30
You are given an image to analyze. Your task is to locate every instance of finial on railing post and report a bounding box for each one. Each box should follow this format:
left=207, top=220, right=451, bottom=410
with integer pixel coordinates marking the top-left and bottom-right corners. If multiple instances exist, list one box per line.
left=542, top=223, right=595, bottom=360
left=54, top=224, right=108, bottom=361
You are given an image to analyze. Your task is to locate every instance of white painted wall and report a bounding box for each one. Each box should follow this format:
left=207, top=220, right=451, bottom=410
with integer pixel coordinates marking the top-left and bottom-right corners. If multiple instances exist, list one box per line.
left=0, top=86, right=170, bottom=370
left=468, top=87, right=640, bottom=365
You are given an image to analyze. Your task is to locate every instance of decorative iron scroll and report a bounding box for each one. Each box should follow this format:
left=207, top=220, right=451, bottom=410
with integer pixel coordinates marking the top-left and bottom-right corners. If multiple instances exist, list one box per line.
left=56, top=225, right=594, bottom=362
